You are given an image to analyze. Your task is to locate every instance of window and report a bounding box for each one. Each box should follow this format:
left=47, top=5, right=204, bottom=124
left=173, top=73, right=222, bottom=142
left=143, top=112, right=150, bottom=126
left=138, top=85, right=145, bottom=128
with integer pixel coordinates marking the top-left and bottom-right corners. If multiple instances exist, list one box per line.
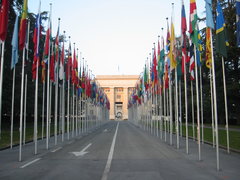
left=117, top=95, right=121, bottom=99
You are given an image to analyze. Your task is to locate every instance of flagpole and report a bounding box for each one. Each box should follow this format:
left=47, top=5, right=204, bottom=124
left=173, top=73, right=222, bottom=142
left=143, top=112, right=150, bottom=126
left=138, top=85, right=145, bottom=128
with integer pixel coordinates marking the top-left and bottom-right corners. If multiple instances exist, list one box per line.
left=210, top=68, right=215, bottom=147
left=67, top=67, right=70, bottom=140
left=49, top=81, right=52, bottom=140
left=184, top=47, right=188, bottom=154
left=42, top=81, right=45, bottom=139
left=19, top=46, right=26, bottom=161
left=191, top=81, right=195, bottom=141
left=10, top=67, right=16, bottom=148
left=221, top=57, right=229, bottom=153
left=0, top=42, right=5, bottom=139
left=200, top=66, right=204, bottom=144
left=169, top=72, right=173, bottom=146
left=194, top=45, right=201, bottom=161
left=34, top=59, right=39, bottom=155
left=46, top=3, right=52, bottom=150
left=179, top=79, right=182, bottom=137
left=62, top=67, right=65, bottom=142
left=210, top=29, right=220, bottom=170
left=175, top=68, right=179, bottom=149
left=23, top=74, right=27, bottom=145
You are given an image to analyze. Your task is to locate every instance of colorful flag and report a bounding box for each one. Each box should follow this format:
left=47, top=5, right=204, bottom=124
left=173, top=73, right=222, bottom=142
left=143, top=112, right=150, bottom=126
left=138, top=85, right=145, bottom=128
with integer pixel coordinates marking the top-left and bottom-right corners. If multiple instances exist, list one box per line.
left=32, top=4, right=41, bottom=80
left=152, top=45, right=158, bottom=85
left=236, top=0, right=240, bottom=47
left=205, top=0, right=214, bottom=29
left=216, top=1, right=228, bottom=58
left=196, top=29, right=203, bottom=66
left=11, top=15, right=19, bottom=69
left=41, top=60, right=46, bottom=83
left=206, top=27, right=212, bottom=68
left=50, top=44, right=55, bottom=82
left=189, top=42, right=195, bottom=80
left=0, top=0, right=9, bottom=41
left=59, top=42, right=64, bottom=81
left=164, top=62, right=169, bottom=89
left=189, top=0, right=198, bottom=46
left=66, top=43, right=72, bottom=81
left=43, top=18, right=51, bottom=62
left=169, top=19, right=177, bottom=70
left=19, top=0, right=28, bottom=50
left=72, top=47, right=77, bottom=85
left=159, top=36, right=165, bottom=79
left=181, top=0, right=187, bottom=74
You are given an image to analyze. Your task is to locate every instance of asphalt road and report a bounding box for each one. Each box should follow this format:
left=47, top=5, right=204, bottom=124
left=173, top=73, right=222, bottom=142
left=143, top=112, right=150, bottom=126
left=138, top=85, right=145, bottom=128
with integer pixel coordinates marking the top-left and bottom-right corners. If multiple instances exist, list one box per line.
left=0, top=120, right=239, bottom=180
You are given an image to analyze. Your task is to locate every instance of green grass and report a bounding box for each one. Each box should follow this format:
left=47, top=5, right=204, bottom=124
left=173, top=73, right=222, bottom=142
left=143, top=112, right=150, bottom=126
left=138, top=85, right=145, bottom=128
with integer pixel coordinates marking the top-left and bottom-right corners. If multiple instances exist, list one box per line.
left=140, top=120, right=240, bottom=151
left=0, top=119, right=97, bottom=149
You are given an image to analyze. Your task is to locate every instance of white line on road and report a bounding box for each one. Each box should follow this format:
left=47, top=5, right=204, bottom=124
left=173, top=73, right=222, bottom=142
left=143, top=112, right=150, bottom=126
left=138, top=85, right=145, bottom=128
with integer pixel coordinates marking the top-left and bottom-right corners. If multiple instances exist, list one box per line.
left=20, top=158, right=41, bottom=169
left=103, top=129, right=108, bottom=133
left=51, top=147, right=62, bottom=153
left=71, top=143, right=92, bottom=157
left=101, top=122, right=119, bottom=180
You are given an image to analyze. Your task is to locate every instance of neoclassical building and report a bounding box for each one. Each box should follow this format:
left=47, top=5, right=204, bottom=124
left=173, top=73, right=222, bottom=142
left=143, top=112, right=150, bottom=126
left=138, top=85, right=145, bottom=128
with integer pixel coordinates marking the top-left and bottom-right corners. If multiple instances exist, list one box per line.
left=96, top=75, right=139, bottom=120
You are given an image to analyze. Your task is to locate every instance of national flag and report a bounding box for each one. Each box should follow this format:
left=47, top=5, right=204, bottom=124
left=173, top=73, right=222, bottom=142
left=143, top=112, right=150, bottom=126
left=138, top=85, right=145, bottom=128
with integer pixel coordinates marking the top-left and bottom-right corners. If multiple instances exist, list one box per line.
left=152, top=45, right=158, bottom=85
left=32, top=4, right=41, bottom=80
left=143, top=64, right=149, bottom=91
left=59, top=42, right=64, bottom=81
left=189, top=42, right=195, bottom=80
left=196, top=29, right=203, bottom=66
left=189, top=0, right=198, bottom=46
left=169, top=19, right=177, bottom=70
left=205, top=0, right=214, bottom=29
left=66, top=42, right=72, bottom=81
left=181, top=0, right=187, bottom=74
left=11, top=15, right=19, bottom=69
left=19, top=0, right=28, bottom=50
left=206, top=27, right=212, bottom=68
left=236, top=0, right=240, bottom=47
left=164, top=61, right=169, bottom=89
left=50, top=44, right=55, bottom=82
left=216, top=1, right=229, bottom=58
left=166, top=19, right=170, bottom=53
left=41, top=60, right=46, bottom=83
left=72, top=47, right=77, bottom=85
left=43, top=17, right=51, bottom=62
left=0, top=0, right=9, bottom=41
left=158, top=36, right=165, bottom=80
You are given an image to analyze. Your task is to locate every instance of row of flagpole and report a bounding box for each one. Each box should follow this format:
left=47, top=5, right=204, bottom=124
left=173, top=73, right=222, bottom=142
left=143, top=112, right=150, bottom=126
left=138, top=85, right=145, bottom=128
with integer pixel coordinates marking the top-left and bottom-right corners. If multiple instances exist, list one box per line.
left=128, top=0, right=234, bottom=171
left=0, top=0, right=110, bottom=162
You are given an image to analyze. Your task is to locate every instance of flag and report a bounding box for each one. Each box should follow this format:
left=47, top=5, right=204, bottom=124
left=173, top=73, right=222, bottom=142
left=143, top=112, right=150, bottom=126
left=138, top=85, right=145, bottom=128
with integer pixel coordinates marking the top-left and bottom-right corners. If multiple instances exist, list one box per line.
left=206, top=27, right=212, bottom=68
left=158, top=36, right=165, bottom=80
left=50, top=44, right=55, bottom=82
left=152, top=45, right=158, bottom=85
left=216, top=1, right=228, bottom=58
left=181, top=0, right=187, bottom=74
left=19, top=0, right=28, bottom=50
left=189, top=42, right=195, bottom=80
left=143, top=64, right=149, bottom=91
left=189, top=0, right=198, bottom=46
left=205, top=0, right=214, bottom=29
left=72, top=47, right=77, bottom=85
left=236, top=0, right=240, bottom=47
left=0, top=0, right=9, bottom=41
left=41, top=60, right=46, bottom=83
left=11, top=15, right=19, bottom=69
left=196, top=29, right=203, bottom=66
left=66, top=43, right=72, bottom=81
left=169, top=19, right=177, bottom=70
left=32, top=4, right=41, bottom=80
left=164, top=61, right=169, bottom=89
left=43, top=17, right=51, bottom=62
left=59, top=42, right=64, bottom=81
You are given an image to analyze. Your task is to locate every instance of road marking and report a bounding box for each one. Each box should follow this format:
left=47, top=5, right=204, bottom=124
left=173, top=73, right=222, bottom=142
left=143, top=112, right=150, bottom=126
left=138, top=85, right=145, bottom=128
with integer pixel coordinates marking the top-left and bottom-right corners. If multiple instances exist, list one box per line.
left=101, top=122, right=119, bottom=180
left=51, top=147, right=62, bottom=153
left=103, top=129, right=108, bottom=133
left=20, top=158, right=41, bottom=169
left=71, top=143, right=92, bottom=157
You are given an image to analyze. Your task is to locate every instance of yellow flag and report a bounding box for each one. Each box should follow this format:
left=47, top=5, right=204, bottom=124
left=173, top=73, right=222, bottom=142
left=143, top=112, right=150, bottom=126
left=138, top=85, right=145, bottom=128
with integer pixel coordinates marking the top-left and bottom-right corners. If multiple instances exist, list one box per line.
left=169, top=22, right=177, bottom=70
left=206, top=27, right=212, bottom=68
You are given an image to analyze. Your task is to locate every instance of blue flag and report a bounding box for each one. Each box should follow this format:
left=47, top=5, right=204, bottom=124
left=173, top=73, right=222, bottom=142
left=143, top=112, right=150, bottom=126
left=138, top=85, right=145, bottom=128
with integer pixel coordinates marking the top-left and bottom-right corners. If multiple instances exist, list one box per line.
left=11, top=15, right=19, bottom=69
left=205, top=0, right=214, bottom=29
left=237, top=0, right=240, bottom=47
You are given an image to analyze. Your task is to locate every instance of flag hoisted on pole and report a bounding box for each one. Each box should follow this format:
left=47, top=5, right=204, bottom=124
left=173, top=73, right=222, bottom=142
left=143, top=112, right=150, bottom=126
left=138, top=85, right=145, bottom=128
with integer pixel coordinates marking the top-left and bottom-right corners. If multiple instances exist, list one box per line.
left=33, top=0, right=41, bottom=155
left=0, top=0, right=9, bottom=139
left=10, top=14, right=19, bottom=148
left=237, top=0, right=240, bottom=47
left=216, top=1, right=230, bottom=156
left=19, top=0, right=28, bottom=162
left=181, top=0, right=189, bottom=154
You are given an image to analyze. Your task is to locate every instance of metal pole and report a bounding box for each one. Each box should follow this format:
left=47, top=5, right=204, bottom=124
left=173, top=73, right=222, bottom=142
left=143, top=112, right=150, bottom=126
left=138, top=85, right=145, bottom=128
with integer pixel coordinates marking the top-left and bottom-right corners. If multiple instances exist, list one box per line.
left=34, top=60, right=39, bottom=155
left=175, top=69, right=179, bottom=149
left=42, top=82, right=45, bottom=139
left=221, top=57, right=230, bottom=154
left=19, top=47, right=26, bottom=161
left=191, top=81, right=195, bottom=140
left=194, top=45, right=201, bottom=161
left=23, top=74, right=27, bottom=145
left=210, top=69, right=215, bottom=147
left=10, top=68, right=16, bottom=148
left=184, top=50, right=188, bottom=154
left=0, top=42, right=5, bottom=139
left=200, top=66, right=204, bottom=144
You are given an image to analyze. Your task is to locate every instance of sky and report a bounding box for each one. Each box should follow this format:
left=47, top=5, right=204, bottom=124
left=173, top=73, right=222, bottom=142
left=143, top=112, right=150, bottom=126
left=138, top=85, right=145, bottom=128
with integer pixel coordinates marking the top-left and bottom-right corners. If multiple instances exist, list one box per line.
left=28, top=0, right=206, bottom=76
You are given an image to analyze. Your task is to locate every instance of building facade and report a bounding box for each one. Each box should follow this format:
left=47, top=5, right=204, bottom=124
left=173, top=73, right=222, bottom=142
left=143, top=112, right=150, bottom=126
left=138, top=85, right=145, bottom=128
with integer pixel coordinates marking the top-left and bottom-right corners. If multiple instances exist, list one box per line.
left=96, top=75, right=139, bottom=120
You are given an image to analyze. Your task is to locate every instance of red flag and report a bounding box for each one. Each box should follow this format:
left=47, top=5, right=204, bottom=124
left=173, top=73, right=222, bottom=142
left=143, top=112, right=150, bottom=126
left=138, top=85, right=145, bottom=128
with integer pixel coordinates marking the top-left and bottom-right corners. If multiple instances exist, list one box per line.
left=0, top=0, right=9, bottom=41
left=50, top=47, right=55, bottom=81
left=72, top=48, right=77, bottom=85
left=181, top=0, right=187, bottom=74
left=19, top=0, right=28, bottom=50
left=66, top=43, right=72, bottom=81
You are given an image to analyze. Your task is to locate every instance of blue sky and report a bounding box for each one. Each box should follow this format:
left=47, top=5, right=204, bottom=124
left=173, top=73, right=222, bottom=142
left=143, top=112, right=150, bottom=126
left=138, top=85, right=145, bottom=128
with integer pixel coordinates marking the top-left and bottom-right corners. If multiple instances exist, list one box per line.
left=29, top=0, right=206, bottom=76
